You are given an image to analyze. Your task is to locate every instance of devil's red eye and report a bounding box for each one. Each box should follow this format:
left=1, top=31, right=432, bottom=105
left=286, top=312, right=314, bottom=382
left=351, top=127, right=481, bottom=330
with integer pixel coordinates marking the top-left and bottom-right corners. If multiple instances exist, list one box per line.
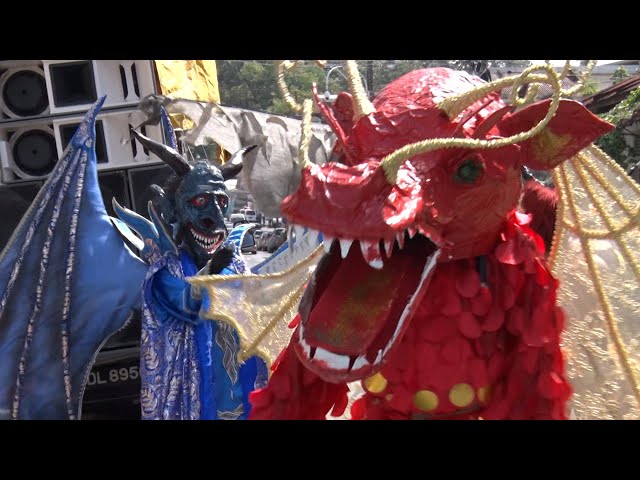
left=216, top=195, right=228, bottom=210
left=191, top=195, right=209, bottom=207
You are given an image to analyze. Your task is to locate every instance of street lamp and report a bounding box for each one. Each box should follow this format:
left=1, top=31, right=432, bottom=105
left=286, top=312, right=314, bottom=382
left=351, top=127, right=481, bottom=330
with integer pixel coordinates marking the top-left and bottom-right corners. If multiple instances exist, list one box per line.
left=323, top=65, right=369, bottom=102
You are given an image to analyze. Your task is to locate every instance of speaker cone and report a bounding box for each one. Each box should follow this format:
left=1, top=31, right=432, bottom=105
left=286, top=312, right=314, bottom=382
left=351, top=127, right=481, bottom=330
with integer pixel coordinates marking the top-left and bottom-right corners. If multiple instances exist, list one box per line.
left=0, top=68, right=49, bottom=118
left=10, top=127, right=57, bottom=177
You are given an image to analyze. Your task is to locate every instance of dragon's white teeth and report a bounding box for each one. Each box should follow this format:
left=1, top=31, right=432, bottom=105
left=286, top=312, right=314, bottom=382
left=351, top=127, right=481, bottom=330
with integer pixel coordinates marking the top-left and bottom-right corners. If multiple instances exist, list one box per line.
left=367, top=258, right=384, bottom=269
left=360, top=240, right=384, bottom=269
left=396, top=233, right=405, bottom=250
left=384, top=239, right=394, bottom=258
left=339, top=239, right=353, bottom=258
left=407, top=227, right=417, bottom=239
left=287, top=225, right=293, bottom=242
left=418, top=227, right=433, bottom=241
left=323, top=235, right=334, bottom=254
left=359, top=240, right=369, bottom=257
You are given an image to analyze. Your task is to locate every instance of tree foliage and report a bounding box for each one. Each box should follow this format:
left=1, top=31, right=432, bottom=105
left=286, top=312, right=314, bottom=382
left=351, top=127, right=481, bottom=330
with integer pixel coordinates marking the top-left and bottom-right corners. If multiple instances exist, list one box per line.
left=596, top=87, right=640, bottom=170
left=611, top=66, right=630, bottom=86
left=216, top=60, right=532, bottom=116
left=578, top=77, right=599, bottom=97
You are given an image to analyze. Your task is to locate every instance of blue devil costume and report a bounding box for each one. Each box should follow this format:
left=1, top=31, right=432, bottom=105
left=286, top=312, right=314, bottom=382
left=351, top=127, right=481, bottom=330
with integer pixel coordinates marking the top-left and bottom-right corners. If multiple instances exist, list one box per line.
left=0, top=97, right=267, bottom=419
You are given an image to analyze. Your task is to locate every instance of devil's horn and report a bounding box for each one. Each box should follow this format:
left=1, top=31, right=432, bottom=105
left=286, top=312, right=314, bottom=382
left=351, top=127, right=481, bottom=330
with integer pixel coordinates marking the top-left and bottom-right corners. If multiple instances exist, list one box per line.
left=220, top=144, right=258, bottom=180
left=130, top=128, right=191, bottom=176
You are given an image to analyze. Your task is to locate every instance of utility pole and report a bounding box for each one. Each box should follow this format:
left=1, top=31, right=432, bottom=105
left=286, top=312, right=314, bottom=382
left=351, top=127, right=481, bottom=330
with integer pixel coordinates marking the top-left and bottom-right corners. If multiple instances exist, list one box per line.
left=367, top=60, right=374, bottom=99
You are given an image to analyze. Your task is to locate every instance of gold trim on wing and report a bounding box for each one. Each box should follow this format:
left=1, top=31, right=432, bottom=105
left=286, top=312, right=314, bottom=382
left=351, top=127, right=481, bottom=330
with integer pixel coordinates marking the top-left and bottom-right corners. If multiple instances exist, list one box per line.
left=551, top=148, right=640, bottom=417
left=187, top=246, right=324, bottom=370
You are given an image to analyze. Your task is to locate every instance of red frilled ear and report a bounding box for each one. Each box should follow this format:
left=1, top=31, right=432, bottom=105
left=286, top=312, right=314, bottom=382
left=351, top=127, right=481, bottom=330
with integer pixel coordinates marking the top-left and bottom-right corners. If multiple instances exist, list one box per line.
left=497, top=99, right=614, bottom=170
left=332, top=92, right=356, bottom=135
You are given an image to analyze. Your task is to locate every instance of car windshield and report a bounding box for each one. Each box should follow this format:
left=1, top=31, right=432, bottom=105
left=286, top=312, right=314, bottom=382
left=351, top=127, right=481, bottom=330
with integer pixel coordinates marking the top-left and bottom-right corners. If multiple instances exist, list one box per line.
left=242, top=234, right=255, bottom=247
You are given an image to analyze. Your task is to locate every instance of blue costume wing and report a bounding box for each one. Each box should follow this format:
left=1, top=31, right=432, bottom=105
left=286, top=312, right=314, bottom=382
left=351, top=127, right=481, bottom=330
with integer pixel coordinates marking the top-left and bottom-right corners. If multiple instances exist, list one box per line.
left=0, top=97, right=148, bottom=420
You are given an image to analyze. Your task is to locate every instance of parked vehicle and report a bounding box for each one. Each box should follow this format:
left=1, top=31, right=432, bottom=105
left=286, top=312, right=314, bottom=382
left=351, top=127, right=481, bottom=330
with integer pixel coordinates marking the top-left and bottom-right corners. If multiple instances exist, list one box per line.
left=258, top=230, right=273, bottom=251
left=267, top=228, right=287, bottom=253
left=229, top=213, right=246, bottom=227
left=241, top=231, right=257, bottom=254
left=81, top=313, right=142, bottom=419
left=242, top=209, right=257, bottom=222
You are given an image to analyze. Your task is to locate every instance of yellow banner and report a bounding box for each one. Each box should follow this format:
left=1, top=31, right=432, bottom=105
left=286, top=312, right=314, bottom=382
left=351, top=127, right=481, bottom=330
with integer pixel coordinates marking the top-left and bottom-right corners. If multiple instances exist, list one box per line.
left=154, top=60, right=220, bottom=103
left=154, top=60, right=228, bottom=161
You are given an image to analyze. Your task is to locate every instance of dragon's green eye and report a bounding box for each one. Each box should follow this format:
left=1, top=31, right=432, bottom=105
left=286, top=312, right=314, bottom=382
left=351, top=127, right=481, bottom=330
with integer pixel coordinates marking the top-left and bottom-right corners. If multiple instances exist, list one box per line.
left=454, top=158, right=483, bottom=184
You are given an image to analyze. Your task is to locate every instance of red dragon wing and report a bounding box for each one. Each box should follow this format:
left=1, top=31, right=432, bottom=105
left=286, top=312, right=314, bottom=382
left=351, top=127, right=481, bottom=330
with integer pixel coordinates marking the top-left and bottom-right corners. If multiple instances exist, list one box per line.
left=550, top=144, right=640, bottom=419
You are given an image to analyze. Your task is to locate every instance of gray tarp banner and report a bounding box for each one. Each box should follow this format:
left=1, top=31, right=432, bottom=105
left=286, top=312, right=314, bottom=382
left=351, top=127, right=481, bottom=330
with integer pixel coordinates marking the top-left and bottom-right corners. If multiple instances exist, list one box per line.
left=160, top=99, right=336, bottom=218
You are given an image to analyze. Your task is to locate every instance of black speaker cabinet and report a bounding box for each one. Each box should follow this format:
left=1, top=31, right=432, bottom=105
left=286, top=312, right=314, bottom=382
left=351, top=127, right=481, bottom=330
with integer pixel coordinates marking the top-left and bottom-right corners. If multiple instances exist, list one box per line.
left=128, top=164, right=173, bottom=216
left=0, top=180, right=43, bottom=253
left=60, top=119, right=108, bottom=164
left=97, top=169, right=131, bottom=218
left=48, top=61, right=97, bottom=109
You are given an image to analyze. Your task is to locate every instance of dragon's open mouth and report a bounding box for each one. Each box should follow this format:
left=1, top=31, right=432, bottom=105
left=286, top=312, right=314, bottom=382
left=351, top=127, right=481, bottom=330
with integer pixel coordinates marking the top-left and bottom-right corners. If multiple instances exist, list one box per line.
left=188, top=223, right=225, bottom=254
left=293, top=227, right=440, bottom=383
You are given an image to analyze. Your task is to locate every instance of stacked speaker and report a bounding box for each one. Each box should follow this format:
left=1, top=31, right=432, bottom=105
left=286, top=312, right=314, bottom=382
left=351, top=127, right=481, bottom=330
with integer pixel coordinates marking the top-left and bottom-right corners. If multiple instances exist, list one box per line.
left=0, top=60, right=178, bottom=419
left=0, top=60, right=176, bottom=252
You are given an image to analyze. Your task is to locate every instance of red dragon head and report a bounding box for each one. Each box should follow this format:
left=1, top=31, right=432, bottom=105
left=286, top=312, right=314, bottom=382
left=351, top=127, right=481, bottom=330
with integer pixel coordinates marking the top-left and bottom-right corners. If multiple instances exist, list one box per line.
left=282, top=62, right=613, bottom=383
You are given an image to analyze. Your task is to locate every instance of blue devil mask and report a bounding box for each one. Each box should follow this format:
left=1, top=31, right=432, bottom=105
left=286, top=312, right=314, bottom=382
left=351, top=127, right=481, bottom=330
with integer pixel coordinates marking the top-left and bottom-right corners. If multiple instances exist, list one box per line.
left=131, top=130, right=257, bottom=269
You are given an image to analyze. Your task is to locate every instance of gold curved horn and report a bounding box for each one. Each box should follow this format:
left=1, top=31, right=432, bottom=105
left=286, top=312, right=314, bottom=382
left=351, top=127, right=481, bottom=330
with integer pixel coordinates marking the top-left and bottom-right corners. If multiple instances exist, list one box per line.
left=438, top=64, right=549, bottom=119
left=382, top=64, right=562, bottom=184
left=561, top=60, right=597, bottom=97
left=297, top=99, right=313, bottom=170
left=345, top=61, right=375, bottom=120
left=275, top=60, right=304, bottom=113
left=274, top=60, right=328, bottom=114
left=437, top=60, right=598, bottom=120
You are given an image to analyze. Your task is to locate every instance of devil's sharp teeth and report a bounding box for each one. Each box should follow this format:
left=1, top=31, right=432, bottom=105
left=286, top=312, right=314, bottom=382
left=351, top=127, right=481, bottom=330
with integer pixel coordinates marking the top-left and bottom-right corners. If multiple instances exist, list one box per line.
left=293, top=224, right=305, bottom=240
left=396, top=233, right=405, bottom=250
left=287, top=225, right=293, bottom=242
left=339, top=239, right=353, bottom=258
left=323, top=235, right=334, bottom=254
left=384, top=239, right=394, bottom=258
left=308, top=229, right=319, bottom=242
left=408, top=227, right=417, bottom=239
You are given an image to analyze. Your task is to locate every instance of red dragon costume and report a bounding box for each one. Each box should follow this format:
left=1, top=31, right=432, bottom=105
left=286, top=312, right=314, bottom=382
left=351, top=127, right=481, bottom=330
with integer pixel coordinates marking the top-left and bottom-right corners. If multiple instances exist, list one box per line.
left=244, top=63, right=615, bottom=420
left=521, top=180, right=558, bottom=254
left=189, top=60, right=640, bottom=420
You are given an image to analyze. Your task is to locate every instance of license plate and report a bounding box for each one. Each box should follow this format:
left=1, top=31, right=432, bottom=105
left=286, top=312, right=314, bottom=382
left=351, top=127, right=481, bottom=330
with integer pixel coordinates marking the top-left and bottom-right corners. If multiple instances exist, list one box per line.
left=87, top=363, right=140, bottom=386
left=84, top=359, right=141, bottom=403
